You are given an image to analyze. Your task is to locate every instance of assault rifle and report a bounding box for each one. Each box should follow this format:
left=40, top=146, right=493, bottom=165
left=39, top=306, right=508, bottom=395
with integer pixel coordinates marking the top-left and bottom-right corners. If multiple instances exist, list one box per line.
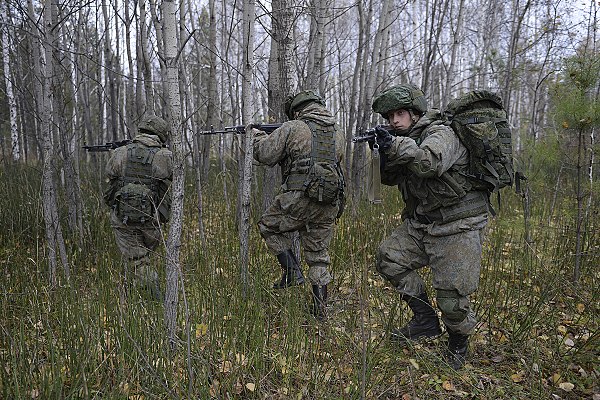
left=83, top=139, right=132, bottom=152
left=352, top=125, right=395, bottom=143
left=198, top=123, right=282, bottom=135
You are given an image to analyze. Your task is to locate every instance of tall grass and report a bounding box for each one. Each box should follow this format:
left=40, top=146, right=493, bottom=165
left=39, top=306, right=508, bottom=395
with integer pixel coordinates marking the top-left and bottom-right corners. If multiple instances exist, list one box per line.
left=0, top=162, right=598, bottom=399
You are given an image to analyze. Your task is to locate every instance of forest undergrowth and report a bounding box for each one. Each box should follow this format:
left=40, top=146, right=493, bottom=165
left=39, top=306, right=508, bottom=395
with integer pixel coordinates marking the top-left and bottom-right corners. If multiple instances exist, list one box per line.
left=0, top=162, right=598, bottom=399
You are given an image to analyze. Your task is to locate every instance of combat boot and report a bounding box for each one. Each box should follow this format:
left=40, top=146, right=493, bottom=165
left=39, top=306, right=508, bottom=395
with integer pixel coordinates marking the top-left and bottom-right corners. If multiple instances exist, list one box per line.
left=390, top=292, right=442, bottom=342
left=446, top=330, right=469, bottom=370
left=273, top=250, right=305, bottom=289
left=311, top=284, right=328, bottom=321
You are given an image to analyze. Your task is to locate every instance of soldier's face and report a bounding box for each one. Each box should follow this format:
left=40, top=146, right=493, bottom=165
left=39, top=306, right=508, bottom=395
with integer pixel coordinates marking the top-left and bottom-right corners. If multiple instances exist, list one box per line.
left=387, top=109, right=413, bottom=132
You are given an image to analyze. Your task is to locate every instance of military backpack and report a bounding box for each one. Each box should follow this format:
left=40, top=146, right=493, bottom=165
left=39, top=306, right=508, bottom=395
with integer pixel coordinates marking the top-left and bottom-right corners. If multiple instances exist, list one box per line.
left=114, top=144, right=160, bottom=225
left=444, top=90, right=514, bottom=193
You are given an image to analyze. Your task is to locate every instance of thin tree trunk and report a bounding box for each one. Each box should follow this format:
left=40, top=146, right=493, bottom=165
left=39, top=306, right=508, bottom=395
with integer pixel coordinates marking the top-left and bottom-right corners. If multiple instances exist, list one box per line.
left=240, top=0, right=256, bottom=299
left=1, top=3, right=19, bottom=161
left=162, top=0, right=185, bottom=347
left=31, top=0, right=70, bottom=285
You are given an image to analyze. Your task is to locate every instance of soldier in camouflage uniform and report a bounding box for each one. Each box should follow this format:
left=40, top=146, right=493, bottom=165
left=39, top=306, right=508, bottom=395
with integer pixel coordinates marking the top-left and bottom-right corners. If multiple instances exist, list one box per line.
left=251, top=90, right=345, bottom=320
left=370, top=84, right=490, bottom=369
left=103, top=115, right=173, bottom=301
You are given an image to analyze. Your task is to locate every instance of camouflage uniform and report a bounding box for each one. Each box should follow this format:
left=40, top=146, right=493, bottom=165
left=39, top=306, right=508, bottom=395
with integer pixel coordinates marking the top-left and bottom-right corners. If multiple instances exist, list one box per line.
left=254, top=102, right=344, bottom=287
left=372, top=84, right=490, bottom=369
left=104, top=121, right=173, bottom=298
left=377, top=109, right=489, bottom=335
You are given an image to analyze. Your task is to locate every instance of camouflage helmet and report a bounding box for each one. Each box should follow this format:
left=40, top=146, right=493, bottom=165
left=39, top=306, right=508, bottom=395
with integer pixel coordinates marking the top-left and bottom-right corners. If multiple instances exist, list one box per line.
left=284, top=90, right=326, bottom=120
left=139, top=114, right=169, bottom=142
left=372, top=84, right=428, bottom=118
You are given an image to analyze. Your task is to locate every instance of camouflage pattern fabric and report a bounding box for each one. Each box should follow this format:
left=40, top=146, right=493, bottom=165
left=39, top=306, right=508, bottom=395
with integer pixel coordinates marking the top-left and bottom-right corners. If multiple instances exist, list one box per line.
left=253, top=102, right=344, bottom=286
left=376, top=109, right=489, bottom=335
left=376, top=218, right=484, bottom=334
left=105, top=133, right=173, bottom=289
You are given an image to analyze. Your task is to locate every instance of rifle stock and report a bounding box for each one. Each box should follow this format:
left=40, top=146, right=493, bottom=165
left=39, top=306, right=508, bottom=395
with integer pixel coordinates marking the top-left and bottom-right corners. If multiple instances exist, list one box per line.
left=83, top=139, right=132, bottom=152
left=198, top=123, right=282, bottom=136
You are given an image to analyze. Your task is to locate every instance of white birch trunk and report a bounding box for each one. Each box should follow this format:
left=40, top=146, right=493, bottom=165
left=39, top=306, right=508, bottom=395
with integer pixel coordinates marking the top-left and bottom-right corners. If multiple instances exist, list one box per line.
left=240, top=0, right=256, bottom=298
left=1, top=3, right=19, bottom=161
left=162, top=0, right=185, bottom=347
left=30, top=0, right=70, bottom=284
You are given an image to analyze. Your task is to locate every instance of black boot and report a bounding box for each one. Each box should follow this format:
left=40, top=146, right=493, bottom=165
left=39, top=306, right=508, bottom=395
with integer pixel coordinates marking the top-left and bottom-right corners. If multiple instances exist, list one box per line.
left=311, top=284, right=328, bottom=321
left=390, top=292, right=442, bottom=341
left=273, top=250, right=305, bottom=289
left=446, top=330, right=469, bottom=370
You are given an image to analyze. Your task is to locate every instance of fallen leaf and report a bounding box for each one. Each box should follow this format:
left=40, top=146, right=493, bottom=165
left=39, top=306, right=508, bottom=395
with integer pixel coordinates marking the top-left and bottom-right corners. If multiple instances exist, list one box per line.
left=557, top=325, right=568, bottom=334
left=576, top=303, right=585, bottom=313
left=558, top=382, right=574, bottom=392
left=442, top=380, right=456, bottom=391
left=564, top=338, right=575, bottom=347
left=551, top=373, right=561, bottom=384
left=511, top=372, right=525, bottom=383
left=246, top=382, right=256, bottom=392
left=220, top=360, right=232, bottom=373
left=491, top=355, right=505, bottom=363
left=409, top=358, right=419, bottom=370
left=402, top=394, right=411, bottom=400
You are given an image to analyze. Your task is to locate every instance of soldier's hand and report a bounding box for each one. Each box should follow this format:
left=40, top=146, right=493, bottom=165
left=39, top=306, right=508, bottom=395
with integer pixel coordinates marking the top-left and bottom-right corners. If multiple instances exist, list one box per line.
left=375, top=126, right=393, bottom=151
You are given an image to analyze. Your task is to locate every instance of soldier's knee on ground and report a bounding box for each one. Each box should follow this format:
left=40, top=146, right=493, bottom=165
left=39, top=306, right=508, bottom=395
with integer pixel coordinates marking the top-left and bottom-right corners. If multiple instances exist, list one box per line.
left=436, top=289, right=468, bottom=323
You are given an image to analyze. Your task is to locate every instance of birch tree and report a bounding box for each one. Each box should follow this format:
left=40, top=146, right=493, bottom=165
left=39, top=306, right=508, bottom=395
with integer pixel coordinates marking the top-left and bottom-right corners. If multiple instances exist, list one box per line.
left=1, top=2, right=19, bottom=161
left=30, top=0, right=69, bottom=284
left=262, top=0, right=294, bottom=211
left=239, top=0, right=256, bottom=297
left=162, top=0, right=185, bottom=346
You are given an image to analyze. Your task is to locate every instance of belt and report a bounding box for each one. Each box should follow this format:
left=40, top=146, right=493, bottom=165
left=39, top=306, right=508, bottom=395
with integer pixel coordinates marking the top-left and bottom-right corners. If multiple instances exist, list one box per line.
left=414, top=211, right=443, bottom=224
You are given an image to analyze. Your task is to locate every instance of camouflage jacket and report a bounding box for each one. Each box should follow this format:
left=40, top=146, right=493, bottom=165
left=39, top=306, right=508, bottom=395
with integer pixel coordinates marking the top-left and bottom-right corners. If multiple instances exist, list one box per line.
left=253, top=103, right=344, bottom=187
left=104, top=133, right=173, bottom=218
left=381, top=110, right=488, bottom=227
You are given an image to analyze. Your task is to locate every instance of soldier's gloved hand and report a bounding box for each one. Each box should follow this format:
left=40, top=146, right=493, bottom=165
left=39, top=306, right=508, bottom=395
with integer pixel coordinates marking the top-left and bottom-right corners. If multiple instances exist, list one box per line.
left=367, top=135, right=377, bottom=150
left=375, top=126, right=393, bottom=151
left=245, top=123, right=262, bottom=137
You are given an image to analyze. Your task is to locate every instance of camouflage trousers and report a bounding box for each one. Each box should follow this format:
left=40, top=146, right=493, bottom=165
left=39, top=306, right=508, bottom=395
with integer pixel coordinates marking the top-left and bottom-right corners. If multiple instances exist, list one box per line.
left=258, top=191, right=338, bottom=286
left=110, top=212, right=162, bottom=287
left=375, top=218, right=486, bottom=335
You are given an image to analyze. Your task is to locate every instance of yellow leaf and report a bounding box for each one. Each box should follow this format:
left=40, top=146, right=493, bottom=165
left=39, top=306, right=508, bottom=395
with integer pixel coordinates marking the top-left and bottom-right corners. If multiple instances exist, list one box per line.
left=195, top=323, right=208, bottom=338
left=220, top=360, right=232, bottom=373
left=562, top=121, right=569, bottom=129
left=552, top=373, right=561, bottom=384
left=576, top=303, right=585, bottom=313
left=442, top=380, right=455, bottom=391
left=557, top=325, right=568, bottom=334
left=511, top=372, right=525, bottom=383
left=409, top=358, right=419, bottom=370
left=559, top=382, right=574, bottom=391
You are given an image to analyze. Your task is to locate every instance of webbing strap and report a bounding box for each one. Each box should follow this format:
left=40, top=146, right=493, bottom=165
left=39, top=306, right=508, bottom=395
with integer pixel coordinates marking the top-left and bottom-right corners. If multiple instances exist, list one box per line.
left=458, top=116, right=508, bottom=125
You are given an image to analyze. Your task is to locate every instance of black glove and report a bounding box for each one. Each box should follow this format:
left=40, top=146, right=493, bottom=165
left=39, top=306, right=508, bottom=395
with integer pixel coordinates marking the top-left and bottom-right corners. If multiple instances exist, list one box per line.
left=375, top=126, right=393, bottom=151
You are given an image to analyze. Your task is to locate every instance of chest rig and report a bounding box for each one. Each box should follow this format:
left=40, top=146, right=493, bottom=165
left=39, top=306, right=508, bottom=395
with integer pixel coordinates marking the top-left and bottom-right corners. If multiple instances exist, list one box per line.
left=285, top=120, right=336, bottom=190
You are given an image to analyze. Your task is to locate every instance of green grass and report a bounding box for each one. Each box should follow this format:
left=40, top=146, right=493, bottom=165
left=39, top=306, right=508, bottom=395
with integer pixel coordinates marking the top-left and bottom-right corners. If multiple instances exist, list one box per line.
left=0, top=163, right=598, bottom=399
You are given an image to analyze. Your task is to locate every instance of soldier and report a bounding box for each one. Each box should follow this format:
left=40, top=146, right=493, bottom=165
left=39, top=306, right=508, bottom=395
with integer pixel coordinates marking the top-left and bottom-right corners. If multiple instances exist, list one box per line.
left=103, top=115, right=173, bottom=301
left=370, top=84, right=490, bottom=369
left=250, top=90, right=345, bottom=321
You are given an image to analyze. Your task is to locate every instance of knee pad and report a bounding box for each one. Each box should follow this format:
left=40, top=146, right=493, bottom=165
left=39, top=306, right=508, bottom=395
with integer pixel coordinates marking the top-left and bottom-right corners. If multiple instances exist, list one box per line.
left=436, top=289, right=467, bottom=323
